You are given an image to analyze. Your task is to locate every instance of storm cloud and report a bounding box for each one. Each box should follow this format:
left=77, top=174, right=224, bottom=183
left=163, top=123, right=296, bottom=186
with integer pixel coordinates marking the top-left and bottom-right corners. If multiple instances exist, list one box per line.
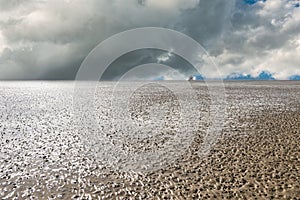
left=0, top=0, right=299, bottom=80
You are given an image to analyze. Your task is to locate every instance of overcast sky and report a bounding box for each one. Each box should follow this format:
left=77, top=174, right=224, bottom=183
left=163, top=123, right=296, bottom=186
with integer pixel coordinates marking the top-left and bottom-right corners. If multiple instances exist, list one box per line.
left=0, top=0, right=299, bottom=80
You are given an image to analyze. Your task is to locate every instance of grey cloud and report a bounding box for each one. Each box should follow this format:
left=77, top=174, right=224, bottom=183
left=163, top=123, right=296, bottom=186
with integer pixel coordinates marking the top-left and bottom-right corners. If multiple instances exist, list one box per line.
left=0, top=0, right=31, bottom=11
left=0, top=0, right=299, bottom=80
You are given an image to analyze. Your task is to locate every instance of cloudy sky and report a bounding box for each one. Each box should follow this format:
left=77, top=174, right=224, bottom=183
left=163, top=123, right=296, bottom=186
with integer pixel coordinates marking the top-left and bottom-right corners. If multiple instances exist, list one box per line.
left=0, top=0, right=299, bottom=80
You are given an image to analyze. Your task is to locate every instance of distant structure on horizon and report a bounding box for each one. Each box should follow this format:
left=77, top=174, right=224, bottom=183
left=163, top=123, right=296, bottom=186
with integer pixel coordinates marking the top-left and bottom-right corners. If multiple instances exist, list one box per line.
left=188, top=75, right=204, bottom=81
left=188, top=76, right=195, bottom=81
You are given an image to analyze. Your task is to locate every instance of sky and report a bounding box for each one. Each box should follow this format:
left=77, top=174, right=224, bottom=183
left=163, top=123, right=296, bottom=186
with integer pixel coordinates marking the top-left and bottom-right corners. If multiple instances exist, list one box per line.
left=0, top=0, right=299, bottom=80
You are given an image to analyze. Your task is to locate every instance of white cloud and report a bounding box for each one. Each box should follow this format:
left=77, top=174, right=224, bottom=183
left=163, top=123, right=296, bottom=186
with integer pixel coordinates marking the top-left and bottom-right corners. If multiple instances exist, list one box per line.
left=157, top=51, right=173, bottom=63
left=210, top=0, right=300, bottom=79
left=146, top=0, right=198, bottom=10
left=0, top=31, right=7, bottom=53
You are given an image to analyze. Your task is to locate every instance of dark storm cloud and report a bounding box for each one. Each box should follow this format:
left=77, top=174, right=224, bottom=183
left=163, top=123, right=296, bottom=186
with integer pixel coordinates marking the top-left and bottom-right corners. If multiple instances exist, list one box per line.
left=0, top=0, right=299, bottom=80
left=101, top=49, right=197, bottom=80
left=177, top=0, right=235, bottom=48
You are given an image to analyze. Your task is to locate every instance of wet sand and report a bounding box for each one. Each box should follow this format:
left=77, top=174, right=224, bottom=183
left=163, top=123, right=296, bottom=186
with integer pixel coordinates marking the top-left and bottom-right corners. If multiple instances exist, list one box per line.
left=0, top=81, right=299, bottom=199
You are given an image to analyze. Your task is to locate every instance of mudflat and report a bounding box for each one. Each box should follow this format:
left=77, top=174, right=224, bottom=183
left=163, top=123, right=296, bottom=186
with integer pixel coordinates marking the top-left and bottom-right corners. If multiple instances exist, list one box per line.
left=0, top=81, right=299, bottom=199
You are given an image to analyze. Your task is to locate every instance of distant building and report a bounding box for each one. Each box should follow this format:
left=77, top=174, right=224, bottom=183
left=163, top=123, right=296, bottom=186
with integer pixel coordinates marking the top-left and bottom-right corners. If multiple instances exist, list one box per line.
left=188, top=75, right=204, bottom=81
left=188, top=76, right=194, bottom=81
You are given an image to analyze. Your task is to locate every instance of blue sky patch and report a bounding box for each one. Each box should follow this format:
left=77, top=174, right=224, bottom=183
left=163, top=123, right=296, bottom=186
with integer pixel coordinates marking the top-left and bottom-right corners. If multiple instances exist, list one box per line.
left=225, top=71, right=275, bottom=80
left=289, top=75, right=300, bottom=80
left=244, top=0, right=266, bottom=5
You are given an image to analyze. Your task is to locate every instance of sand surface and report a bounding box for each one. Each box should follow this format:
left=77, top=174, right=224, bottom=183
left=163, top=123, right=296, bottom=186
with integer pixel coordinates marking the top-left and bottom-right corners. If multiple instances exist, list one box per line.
left=0, top=81, right=299, bottom=199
